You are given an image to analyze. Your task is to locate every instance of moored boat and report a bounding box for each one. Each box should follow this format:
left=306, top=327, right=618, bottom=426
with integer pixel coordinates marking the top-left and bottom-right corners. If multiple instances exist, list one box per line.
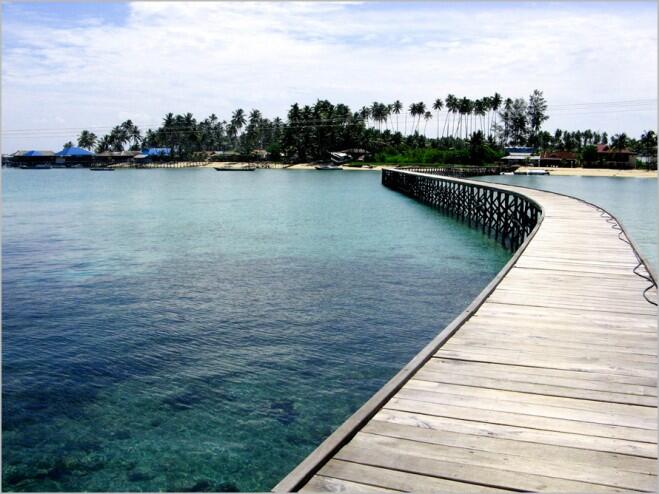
left=20, top=164, right=52, bottom=169
left=315, top=164, right=343, bottom=170
left=90, top=167, right=115, bottom=171
left=214, top=164, right=256, bottom=171
left=514, top=169, right=550, bottom=175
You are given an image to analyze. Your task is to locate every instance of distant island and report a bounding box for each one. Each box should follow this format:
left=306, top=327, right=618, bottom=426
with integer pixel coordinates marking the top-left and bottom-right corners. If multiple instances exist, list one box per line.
left=4, top=90, right=657, bottom=171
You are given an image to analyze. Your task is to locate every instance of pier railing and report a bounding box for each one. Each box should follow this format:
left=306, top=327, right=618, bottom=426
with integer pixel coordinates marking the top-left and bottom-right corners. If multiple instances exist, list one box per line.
left=401, top=165, right=516, bottom=177
left=383, top=168, right=541, bottom=251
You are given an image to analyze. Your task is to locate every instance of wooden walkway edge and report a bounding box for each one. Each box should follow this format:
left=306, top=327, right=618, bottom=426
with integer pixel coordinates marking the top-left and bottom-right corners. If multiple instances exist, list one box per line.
left=273, top=170, right=657, bottom=493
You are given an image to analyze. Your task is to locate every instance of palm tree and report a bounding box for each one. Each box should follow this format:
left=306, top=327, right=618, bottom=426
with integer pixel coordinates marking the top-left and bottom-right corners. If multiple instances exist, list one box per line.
left=423, top=111, right=433, bottom=135
left=456, top=97, right=468, bottom=138
left=410, top=102, right=426, bottom=133
left=359, top=106, right=371, bottom=128
left=371, top=102, right=385, bottom=131
left=502, top=97, right=513, bottom=145
left=231, top=109, right=246, bottom=136
left=77, top=130, right=97, bottom=150
left=163, top=112, right=175, bottom=128
left=445, top=94, right=458, bottom=138
left=392, top=100, right=403, bottom=133
left=474, top=99, right=486, bottom=135
left=385, top=104, right=393, bottom=131
left=249, top=109, right=262, bottom=125
left=611, top=133, right=628, bottom=150
left=408, top=103, right=418, bottom=134
left=491, top=93, right=502, bottom=141
left=480, top=96, right=491, bottom=137
left=130, top=125, right=142, bottom=149
left=432, top=98, right=443, bottom=139
left=109, top=125, right=128, bottom=151
left=95, top=135, right=112, bottom=153
left=583, top=129, right=593, bottom=145
left=640, top=130, right=656, bottom=155
left=592, top=131, right=601, bottom=145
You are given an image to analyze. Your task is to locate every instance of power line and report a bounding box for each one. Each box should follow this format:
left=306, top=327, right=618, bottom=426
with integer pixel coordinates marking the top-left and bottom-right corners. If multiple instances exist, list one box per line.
left=2, top=98, right=656, bottom=138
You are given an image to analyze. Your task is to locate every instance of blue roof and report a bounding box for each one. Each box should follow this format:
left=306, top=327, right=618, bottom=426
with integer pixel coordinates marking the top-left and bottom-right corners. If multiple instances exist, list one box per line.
left=55, top=147, right=94, bottom=157
left=504, top=147, right=534, bottom=153
left=143, top=147, right=171, bottom=156
left=19, top=149, right=54, bottom=156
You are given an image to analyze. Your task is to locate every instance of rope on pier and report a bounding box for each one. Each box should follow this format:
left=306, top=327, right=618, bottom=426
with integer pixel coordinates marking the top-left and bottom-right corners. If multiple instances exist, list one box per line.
left=594, top=206, right=657, bottom=306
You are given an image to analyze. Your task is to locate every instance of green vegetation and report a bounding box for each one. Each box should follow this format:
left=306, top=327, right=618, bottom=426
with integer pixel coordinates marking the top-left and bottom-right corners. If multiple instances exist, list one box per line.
left=62, top=91, right=655, bottom=166
left=581, top=145, right=598, bottom=164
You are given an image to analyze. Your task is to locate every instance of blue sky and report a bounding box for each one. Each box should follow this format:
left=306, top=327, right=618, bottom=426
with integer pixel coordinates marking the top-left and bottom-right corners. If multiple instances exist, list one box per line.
left=2, top=1, right=657, bottom=151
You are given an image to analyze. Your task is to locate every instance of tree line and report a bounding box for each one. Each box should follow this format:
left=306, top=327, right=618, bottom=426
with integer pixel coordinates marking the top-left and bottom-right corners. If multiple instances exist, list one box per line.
left=65, top=90, right=655, bottom=165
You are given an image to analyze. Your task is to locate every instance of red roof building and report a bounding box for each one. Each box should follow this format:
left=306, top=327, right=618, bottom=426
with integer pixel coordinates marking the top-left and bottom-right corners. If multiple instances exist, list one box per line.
left=594, top=144, right=636, bottom=169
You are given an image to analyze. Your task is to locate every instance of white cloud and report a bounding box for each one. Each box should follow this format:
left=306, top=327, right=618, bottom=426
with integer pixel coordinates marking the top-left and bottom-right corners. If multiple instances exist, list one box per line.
left=2, top=1, right=656, bottom=151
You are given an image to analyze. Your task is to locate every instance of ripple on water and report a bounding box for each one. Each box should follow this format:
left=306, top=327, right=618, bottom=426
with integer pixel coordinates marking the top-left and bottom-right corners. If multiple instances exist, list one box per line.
left=3, top=169, right=511, bottom=491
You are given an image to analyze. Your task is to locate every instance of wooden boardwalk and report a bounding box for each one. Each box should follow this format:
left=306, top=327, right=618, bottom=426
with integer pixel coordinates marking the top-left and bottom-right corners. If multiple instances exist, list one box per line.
left=275, top=173, right=658, bottom=493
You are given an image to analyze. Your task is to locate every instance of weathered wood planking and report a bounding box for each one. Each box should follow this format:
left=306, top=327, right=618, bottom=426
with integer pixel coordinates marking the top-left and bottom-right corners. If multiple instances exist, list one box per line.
left=274, top=170, right=657, bottom=493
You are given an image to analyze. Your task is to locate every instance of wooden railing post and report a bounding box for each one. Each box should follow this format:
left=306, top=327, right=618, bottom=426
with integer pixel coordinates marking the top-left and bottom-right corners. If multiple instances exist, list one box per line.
left=382, top=168, right=541, bottom=252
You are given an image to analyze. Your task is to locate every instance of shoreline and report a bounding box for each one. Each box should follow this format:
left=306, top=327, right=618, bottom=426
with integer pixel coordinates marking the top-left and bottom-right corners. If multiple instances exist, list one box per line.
left=8, top=163, right=656, bottom=178
left=515, top=166, right=657, bottom=178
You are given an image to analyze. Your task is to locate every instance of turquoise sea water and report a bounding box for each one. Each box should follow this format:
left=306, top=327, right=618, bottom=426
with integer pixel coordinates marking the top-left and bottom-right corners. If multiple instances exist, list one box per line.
left=475, top=175, right=657, bottom=268
left=3, top=169, right=511, bottom=492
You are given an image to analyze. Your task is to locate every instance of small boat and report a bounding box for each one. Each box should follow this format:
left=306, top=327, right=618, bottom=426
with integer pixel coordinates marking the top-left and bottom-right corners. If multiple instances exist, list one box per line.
left=514, top=169, right=550, bottom=176
left=90, top=167, right=115, bottom=171
left=499, top=171, right=515, bottom=175
left=315, top=164, right=343, bottom=170
left=20, top=164, right=52, bottom=169
left=214, top=164, right=256, bottom=171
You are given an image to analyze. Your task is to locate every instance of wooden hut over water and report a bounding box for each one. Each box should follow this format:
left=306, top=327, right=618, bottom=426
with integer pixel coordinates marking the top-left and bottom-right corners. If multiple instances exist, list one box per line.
left=95, top=151, right=139, bottom=166
left=55, top=147, right=95, bottom=167
left=133, top=148, right=171, bottom=165
left=9, top=150, right=56, bottom=168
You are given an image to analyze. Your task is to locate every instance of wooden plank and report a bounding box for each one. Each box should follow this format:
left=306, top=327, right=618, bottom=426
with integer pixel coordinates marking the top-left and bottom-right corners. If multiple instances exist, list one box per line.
left=427, top=357, right=657, bottom=389
left=485, top=295, right=657, bottom=316
left=413, top=369, right=657, bottom=406
left=495, top=286, right=652, bottom=302
left=435, top=348, right=658, bottom=380
left=316, top=460, right=510, bottom=493
left=395, top=387, right=656, bottom=430
left=494, top=283, right=652, bottom=301
left=373, top=409, right=657, bottom=459
left=442, top=338, right=658, bottom=364
left=300, top=475, right=401, bottom=493
left=385, top=397, right=654, bottom=443
left=453, top=331, right=657, bottom=358
left=511, top=260, right=647, bottom=278
left=335, top=437, right=632, bottom=492
left=464, top=317, right=657, bottom=339
left=360, top=423, right=657, bottom=488
left=404, top=379, right=656, bottom=417
left=453, top=324, right=657, bottom=355
left=474, top=301, right=657, bottom=330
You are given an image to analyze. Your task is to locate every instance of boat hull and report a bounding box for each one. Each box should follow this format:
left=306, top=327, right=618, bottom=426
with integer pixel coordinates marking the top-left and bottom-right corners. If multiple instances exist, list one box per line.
left=214, top=166, right=256, bottom=171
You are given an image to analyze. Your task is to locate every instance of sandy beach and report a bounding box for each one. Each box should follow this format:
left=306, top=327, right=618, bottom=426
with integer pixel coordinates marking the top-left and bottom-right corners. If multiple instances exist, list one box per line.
left=106, top=161, right=657, bottom=178
left=515, top=166, right=657, bottom=178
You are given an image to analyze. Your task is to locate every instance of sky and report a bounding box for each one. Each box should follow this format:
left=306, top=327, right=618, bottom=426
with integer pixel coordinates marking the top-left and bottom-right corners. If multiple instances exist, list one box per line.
left=2, top=1, right=657, bottom=152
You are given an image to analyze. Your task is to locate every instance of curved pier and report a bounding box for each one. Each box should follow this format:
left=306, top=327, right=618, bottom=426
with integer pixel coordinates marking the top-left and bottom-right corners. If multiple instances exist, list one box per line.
left=275, top=169, right=657, bottom=493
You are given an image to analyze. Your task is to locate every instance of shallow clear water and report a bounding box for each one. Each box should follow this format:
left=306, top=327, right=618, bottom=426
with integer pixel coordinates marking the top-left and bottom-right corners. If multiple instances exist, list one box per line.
left=3, top=169, right=511, bottom=492
left=476, top=175, right=657, bottom=268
